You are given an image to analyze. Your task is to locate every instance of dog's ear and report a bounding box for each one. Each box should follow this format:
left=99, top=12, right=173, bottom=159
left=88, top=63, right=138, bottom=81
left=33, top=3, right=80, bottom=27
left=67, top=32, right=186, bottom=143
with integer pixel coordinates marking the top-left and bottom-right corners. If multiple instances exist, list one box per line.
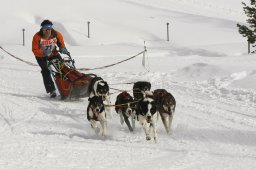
left=104, top=81, right=109, bottom=88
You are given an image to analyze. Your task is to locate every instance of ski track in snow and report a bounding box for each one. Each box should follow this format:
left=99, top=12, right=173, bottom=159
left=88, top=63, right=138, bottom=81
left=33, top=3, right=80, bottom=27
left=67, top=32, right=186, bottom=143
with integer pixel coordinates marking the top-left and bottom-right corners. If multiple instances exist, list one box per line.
left=124, top=0, right=246, bottom=22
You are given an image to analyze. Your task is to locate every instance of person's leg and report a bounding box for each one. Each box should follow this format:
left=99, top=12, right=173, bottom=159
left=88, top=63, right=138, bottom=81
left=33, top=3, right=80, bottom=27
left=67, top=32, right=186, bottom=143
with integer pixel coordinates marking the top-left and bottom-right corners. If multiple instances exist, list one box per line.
left=36, top=57, right=55, bottom=93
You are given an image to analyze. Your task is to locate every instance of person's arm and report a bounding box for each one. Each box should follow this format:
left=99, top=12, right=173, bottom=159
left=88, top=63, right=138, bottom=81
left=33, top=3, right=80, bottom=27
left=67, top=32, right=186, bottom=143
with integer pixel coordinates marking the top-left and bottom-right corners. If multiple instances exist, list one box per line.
left=56, top=31, right=70, bottom=55
left=56, top=31, right=66, bottom=49
left=32, top=33, right=44, bottom=57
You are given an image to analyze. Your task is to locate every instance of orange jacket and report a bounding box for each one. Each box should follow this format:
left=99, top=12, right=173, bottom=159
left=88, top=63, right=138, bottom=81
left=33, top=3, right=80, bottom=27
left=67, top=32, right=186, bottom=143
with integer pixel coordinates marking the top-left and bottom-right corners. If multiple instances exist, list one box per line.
left=32, top=29, right=66, bottom=58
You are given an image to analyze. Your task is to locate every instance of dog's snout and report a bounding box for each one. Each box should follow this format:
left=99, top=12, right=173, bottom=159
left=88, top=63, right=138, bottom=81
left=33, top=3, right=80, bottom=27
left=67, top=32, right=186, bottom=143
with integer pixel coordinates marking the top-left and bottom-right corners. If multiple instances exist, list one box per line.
left=146, top=115, right=151, bottom=121
left=127, top=108, right=132, bottom=114
left=95, top=108, right=100, bottom=112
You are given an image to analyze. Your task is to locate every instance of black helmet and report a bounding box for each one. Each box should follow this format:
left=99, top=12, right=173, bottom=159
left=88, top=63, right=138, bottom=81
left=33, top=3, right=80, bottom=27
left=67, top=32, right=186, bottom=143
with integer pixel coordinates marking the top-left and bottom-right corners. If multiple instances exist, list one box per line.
left=40, top=19, right=53, bottom=29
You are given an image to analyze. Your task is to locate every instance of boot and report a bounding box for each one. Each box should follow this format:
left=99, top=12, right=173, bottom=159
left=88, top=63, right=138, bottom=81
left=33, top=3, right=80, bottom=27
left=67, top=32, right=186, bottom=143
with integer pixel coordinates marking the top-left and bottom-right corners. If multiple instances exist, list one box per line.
left=50, top=90, right=56, bottom=98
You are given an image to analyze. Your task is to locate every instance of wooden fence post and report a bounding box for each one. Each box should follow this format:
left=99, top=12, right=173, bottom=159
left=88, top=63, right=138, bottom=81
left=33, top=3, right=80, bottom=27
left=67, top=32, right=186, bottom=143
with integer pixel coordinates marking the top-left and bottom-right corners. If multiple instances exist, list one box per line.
left=87, top=21, right=90, bottom=38
left=167, top=22, right=170, bottom=42
left=22, top=28, right=25, bottom=46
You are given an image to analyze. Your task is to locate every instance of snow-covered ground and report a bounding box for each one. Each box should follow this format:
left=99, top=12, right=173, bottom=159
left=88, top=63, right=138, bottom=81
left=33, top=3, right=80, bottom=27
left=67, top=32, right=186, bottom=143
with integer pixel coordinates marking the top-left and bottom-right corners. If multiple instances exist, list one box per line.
left=0, top=0, right=256, bottom=169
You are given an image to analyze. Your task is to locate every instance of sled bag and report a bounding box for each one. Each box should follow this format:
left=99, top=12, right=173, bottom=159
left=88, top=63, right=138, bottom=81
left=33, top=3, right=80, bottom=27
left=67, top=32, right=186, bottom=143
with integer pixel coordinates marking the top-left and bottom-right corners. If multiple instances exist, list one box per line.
left=54, top=67, right=95, bottom=99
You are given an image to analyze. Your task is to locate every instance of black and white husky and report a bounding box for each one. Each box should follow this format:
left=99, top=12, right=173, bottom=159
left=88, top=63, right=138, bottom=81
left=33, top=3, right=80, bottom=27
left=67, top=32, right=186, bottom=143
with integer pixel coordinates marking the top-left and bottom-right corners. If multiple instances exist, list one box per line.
left=87, top=96, right=107, bottom=137
left=136, top=91, right=158, bottom=142
left=88, top=76, right=112, bottom=117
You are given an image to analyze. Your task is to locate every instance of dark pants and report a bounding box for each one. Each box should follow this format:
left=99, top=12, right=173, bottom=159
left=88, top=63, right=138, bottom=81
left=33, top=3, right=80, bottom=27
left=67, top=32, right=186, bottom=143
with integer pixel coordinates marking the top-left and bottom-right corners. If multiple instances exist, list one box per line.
left=36, top=55, right=61, bottom=93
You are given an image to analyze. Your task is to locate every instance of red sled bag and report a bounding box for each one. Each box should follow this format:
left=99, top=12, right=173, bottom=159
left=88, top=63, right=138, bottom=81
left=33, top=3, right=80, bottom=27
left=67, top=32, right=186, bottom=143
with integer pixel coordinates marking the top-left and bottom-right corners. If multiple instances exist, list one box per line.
left=48, top=56, right=96, bottom=100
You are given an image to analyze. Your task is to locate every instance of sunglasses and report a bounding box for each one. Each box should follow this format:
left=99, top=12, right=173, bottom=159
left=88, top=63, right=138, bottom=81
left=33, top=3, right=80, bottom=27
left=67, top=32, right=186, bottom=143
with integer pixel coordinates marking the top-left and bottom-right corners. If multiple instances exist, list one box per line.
left=42, top=28, right=52, bottom=31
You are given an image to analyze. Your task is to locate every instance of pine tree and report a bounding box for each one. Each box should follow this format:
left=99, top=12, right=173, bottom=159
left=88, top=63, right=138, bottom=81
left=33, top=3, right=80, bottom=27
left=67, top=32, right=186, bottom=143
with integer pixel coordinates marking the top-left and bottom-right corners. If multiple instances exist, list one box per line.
left=237, top=0, right=256, bottom=53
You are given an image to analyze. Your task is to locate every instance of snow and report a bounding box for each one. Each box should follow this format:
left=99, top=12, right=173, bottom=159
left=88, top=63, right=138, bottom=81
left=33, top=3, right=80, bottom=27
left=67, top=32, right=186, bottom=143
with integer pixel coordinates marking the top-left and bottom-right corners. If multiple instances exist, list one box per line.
left=0, top=0, right=256, bottom=169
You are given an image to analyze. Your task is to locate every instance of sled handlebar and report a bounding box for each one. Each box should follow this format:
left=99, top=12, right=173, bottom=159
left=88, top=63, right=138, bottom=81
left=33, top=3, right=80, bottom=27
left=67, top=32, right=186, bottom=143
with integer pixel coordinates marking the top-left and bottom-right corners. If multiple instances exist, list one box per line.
left=63, top=59, right=73, bottom=63
left=62, top=55, right=76, bottom=69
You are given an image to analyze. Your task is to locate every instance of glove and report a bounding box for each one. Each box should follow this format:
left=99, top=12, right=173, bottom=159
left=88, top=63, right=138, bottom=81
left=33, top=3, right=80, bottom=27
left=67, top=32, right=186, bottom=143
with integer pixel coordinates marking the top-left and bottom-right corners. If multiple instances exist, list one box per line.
left=43, top=48, right=52, bottom=57
left=60, top=48, right=70, bottom=55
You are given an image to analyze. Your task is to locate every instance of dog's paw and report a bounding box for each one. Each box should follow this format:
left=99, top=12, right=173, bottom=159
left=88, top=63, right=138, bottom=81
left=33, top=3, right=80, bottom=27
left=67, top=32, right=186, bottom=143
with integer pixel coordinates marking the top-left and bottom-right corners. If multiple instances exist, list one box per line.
left=146, top=136, right=151, bottom=141
left=120, top=120, right=124, bottom=125
left=101, top=133, right=107, bottom=138
left=119, top=115, right=124, bottom=125
left=166, top=128, right=171, bottom=134
left=154, top=137, right=158, bottom=143
left=95, top=127, right=101, bottom=135
left=129, top=127, right=133, bottom=132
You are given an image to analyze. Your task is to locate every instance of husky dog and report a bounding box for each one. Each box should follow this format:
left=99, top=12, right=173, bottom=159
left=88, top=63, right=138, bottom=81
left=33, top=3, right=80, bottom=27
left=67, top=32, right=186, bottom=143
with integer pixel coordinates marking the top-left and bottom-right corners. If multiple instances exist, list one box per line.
left=132, top=81, right=151, bottom=101
left=153, top=89, right=176, bottom=134
left=88, top=76, right=112, bottom=117
left=136, top=91, right=158, bottom=142
left=87, top=96, right=107, bottom=136
left=115, top=91, right=136, bottom=132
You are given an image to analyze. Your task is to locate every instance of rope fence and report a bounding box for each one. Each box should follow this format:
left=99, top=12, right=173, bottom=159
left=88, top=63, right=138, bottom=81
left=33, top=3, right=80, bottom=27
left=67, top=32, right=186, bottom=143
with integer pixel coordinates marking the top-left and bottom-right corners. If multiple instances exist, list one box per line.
left=0, top=46, right=38, bottom=66
left=77, top=49, right=146, bottom=71
left=0, top=46, right=147, bottom=71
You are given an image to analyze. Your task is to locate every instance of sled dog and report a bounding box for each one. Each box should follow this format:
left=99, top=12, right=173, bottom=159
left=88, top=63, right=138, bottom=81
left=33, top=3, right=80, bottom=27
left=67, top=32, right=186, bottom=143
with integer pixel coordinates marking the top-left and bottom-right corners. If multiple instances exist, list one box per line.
left=153, top=89, right=176, bottom=134
left=115, top=91, right=136, bottom=132
left=87, top=96, right=107, bottom=136
left=132, top=81, right=151, bottom=101
left=88, top=76, right=112, bottom=117
left=136, top=91, right=158, bottom=142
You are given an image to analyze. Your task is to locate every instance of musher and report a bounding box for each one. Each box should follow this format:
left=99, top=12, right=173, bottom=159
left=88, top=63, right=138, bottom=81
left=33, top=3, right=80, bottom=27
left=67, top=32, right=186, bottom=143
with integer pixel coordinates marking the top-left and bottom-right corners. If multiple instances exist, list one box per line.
left=32, top=19, right=70, bottom=98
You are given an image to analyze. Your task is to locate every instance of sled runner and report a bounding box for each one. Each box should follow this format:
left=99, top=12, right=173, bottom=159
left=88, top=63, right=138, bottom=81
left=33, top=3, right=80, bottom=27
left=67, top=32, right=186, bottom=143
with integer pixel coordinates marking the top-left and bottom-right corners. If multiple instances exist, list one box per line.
left=48, top=55, right=96, bottom=100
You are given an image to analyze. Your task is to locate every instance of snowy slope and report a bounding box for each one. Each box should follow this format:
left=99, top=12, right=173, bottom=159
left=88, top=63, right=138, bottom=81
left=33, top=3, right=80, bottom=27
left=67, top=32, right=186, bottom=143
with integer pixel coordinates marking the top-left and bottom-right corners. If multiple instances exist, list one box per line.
left=0, top=0, right=256, bottom=170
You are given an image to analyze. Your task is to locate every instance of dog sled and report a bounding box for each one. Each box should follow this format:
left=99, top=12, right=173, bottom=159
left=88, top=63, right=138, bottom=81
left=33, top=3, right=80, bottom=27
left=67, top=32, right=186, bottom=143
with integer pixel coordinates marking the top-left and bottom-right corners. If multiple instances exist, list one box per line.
left=48, top=55, right=96, bottom=100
